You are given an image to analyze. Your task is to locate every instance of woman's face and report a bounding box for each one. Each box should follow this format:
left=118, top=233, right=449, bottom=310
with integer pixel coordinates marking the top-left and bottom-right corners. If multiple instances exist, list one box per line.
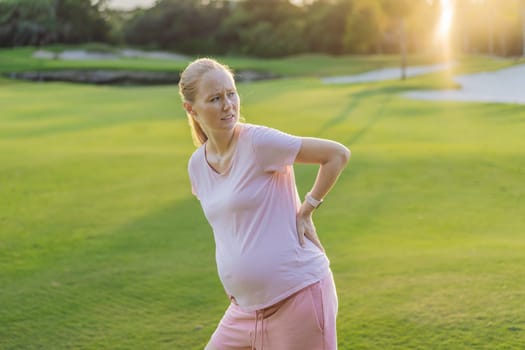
left=188, top=69, right=240, bottom=135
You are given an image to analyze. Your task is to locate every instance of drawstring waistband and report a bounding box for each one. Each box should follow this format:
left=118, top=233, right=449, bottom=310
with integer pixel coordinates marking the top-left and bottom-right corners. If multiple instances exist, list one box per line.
left=250, top=288, right=305, bottom=349
left=252, top=309, right=265, bottom=350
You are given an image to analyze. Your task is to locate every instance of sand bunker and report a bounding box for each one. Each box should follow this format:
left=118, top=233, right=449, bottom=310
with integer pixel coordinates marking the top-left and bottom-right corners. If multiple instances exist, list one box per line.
left=405, top=63, right=525, bottom=105
left=322, top=63, right=453, bottom=84
left=323, top=60, right=525, bottom=105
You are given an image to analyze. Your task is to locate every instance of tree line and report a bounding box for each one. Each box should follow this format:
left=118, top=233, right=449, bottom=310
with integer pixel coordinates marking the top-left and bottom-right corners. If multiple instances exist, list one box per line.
left=1, top=0, right=524, bottom=57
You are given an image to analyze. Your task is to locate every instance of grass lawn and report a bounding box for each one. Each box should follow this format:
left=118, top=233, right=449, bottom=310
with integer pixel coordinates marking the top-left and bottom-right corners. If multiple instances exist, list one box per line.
left=1, top=48, right=524, bottom=349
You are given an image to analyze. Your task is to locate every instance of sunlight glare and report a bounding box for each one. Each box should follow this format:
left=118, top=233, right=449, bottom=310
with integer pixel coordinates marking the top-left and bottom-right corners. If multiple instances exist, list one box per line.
left=437, top=0, right=454, bottom=41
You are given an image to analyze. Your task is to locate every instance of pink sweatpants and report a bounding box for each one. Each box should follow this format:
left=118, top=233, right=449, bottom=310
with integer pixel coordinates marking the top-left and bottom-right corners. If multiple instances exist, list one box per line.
left=210, top=271, right=338, bottom=350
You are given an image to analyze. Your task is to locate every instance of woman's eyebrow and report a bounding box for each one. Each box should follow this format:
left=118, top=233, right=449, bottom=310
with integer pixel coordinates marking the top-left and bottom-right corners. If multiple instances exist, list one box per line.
left=205, top=89, right=236, bottom=99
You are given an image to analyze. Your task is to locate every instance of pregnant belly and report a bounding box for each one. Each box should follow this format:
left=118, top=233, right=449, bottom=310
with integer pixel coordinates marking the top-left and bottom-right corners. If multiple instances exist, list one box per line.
left=216, top=250, right=292, bottom=299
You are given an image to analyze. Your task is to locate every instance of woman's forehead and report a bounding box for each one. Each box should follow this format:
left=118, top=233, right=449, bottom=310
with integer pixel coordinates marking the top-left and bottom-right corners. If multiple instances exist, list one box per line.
left=199, top=69, right=236, bottom=91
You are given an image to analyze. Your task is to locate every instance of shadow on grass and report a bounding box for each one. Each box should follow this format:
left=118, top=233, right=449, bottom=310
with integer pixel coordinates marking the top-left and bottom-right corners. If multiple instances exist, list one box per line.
left=1, top=195, right=224, bottom=349
left=73, top=196, right=216, bottom=283
left=319, top=85, right=428, bottom=145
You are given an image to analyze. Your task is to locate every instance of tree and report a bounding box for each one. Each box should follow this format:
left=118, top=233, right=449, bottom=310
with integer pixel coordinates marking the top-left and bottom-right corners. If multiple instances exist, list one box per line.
left=217, top=0, right=307, bottom=57
left=0, top=0, right=56, bottom=47
left=123, top=0, right=231, bottom=54
left=522, top=0, right=525, bottom=56
left=343, top=0, right=386, bottom=54
left=381, top=0, right=414, bottom=79
left=0, top=0, right=111, bottom=47
left=477, top=0, right=525, bottom=56
left=453, top=0, right=523, bottom=57
left=303, top=0, right=349, bottom=54
left=408, top=0, right=439, bottom=54
left=54, top=0, right=111, bottom=43
left=454, top=0, right=473, bottom=54
left=494, top=0, right=522, bottom=56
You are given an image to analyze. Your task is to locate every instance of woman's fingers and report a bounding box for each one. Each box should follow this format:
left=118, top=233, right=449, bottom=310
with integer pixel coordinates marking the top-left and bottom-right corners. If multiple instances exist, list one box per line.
left=305, top=230, right=325, bottom=252
left=297, top=215, right=325, bottom=252
left=296, top=221, right=306, bottom=247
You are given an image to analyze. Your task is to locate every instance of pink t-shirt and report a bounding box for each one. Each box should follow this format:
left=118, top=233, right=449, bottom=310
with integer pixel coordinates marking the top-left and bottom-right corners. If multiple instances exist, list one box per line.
left=188, top=123, right=329, bottom=312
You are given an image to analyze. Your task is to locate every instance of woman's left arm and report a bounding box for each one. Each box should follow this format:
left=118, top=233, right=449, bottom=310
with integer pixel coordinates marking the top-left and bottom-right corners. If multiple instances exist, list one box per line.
left=294, top=137, right=351, bottom=250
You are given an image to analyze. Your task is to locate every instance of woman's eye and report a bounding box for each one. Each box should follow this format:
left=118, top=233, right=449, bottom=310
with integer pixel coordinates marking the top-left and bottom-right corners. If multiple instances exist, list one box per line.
left=210, top=96, right=219, bottom=102
left=228, top=92, right=236, bottom=97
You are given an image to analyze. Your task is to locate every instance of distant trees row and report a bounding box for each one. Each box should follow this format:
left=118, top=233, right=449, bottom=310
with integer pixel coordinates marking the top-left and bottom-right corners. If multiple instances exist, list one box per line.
left=0, top=0, right=110, bottom=46
left=454, top=0, right=525, bottom=57
left=1, top=0, right=524, bottom=57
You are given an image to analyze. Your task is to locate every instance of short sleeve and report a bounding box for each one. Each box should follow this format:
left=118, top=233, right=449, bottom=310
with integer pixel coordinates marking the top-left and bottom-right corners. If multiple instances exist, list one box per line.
left=190, top=179, right=198, bottom=199
left=187, top=151, right=200, bottom=199
left=251, top=125, right=302, bottom=173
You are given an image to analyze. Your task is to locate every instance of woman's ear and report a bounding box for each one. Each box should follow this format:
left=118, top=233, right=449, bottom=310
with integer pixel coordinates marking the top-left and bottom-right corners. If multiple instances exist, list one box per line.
left=184, top=102, right=196, bottom=117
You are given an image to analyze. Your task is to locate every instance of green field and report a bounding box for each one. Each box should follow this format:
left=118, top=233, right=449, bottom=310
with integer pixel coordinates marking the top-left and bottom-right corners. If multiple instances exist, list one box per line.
left=1, top=48, right=524, bottom=349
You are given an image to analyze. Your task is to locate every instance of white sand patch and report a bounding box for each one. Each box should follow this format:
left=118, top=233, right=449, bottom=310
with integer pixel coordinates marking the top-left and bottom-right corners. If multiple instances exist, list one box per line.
left=404, top=63, right=525, bottom=105
left=120, top=49, right=188, bottom=60
left=59, top=50, right=118, bottom=60
left=32, top=50, right=57, bottom=59
left=33, top=49, right=188, bottom=61
left=322, top=63, right=453, bottom=84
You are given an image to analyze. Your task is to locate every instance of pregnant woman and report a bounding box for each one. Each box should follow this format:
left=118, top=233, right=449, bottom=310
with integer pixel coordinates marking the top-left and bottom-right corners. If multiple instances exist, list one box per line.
left=179, top=58, right=350, bottom=350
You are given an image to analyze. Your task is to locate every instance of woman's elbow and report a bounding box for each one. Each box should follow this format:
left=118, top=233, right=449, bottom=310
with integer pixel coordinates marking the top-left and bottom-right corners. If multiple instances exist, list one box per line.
left=335, top=144, right=351, bottom=166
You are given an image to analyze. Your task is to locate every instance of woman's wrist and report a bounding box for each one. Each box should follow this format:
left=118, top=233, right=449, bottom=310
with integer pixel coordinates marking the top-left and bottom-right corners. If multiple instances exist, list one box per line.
left=299, top=201, right=315, bottom=216
left=305, top=192, right=323, bottom=209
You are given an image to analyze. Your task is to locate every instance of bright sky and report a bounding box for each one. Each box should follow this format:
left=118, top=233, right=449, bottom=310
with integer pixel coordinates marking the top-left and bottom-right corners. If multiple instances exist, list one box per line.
left=106, top=0, right=157, bottom=11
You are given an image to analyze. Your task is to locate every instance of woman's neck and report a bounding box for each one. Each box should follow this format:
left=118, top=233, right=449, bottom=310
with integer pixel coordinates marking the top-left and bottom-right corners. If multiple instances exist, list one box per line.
left=206, top=125, right=238, bottom=157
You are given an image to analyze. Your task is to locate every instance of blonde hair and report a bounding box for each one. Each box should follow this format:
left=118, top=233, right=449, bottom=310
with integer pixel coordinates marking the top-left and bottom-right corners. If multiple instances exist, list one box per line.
left=178, top=58, right=235, bottom=147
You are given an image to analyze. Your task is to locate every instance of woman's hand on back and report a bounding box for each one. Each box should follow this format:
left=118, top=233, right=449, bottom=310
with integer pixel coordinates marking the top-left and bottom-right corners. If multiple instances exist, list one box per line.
left=296, top=203, right=325, bottom=252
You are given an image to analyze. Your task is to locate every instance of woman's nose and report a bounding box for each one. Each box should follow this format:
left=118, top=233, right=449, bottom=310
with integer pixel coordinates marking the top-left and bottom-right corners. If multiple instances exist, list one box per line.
left=223, top=96, right=233, bottom=110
